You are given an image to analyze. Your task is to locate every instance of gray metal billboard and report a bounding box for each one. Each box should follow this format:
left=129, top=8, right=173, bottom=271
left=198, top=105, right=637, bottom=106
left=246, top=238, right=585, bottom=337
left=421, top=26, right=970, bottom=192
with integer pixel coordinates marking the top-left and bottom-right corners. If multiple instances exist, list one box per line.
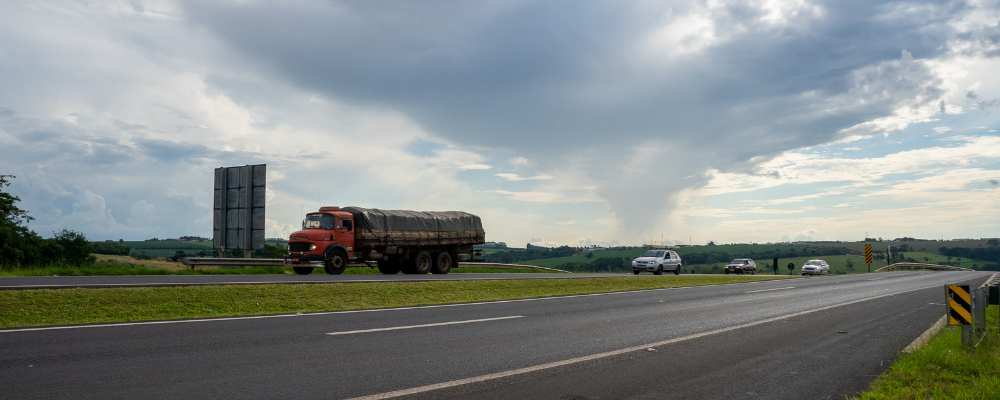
left=213, top=164, right=266, bottom=252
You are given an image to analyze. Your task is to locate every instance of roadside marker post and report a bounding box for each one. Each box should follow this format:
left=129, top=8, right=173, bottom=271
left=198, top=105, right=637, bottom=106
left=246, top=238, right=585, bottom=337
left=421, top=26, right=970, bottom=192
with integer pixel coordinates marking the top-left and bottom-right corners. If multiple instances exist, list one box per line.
left=772, top=258, right=778, bottom=275
left=946, top=285, right=973, bottom=350
left=864, top=244, right=873, bottom=273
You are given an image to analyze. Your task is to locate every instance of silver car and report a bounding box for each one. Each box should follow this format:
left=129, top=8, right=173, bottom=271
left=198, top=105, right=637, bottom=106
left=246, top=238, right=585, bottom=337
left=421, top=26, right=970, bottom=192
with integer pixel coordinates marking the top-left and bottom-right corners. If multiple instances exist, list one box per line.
left=632, top=250, right=682, bottom=275
left=801, top=259, right=830, bottom=276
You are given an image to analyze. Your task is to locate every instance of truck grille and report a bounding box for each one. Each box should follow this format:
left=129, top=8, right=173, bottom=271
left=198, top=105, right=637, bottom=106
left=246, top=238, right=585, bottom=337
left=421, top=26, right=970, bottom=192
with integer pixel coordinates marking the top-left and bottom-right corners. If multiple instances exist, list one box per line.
left=289, top=242, right=313, bottom=253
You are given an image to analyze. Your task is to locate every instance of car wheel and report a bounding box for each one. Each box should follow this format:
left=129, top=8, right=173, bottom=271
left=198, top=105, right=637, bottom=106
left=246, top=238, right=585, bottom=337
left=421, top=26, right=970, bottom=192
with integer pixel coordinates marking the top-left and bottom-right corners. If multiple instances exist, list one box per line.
left=725, top=270, right=730, bottom=275
left=431, top=252, right=452, bottom=274
left=654, top=266, right=663, bottom=275
left=751, top=269, right=756, bottom=275
left=324, top=250, right=348, bottom=275
left=293, top=267, right=312, bottom=275
left=674, top=266, right=680, bottom=275
left=633, top=270, right=640, bottom=275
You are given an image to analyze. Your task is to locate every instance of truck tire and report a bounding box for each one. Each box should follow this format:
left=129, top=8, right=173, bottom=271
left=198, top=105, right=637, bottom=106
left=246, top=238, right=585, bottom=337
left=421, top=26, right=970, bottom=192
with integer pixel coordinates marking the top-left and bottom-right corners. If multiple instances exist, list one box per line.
left=324, top=250, right=347, bottom=275
left=293, top=267, right=313, bottom=275
left=431, top=252, right=452, bottom=274
left=411, top=251, right=432, bottom=274
left=377, top=259, right=402, bottom=274
left=654, top=266, right=663, bottom=275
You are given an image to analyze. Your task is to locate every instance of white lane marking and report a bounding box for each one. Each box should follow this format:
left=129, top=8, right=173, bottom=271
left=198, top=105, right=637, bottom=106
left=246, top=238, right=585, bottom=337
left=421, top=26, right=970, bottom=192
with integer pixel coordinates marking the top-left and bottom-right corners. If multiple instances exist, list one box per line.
left=745, top=286, right=795, bottom=293
left=345, top=283, right=945, bottom=400
left=866, top=278, right=885, bottom=281
left=327, top=316, right=523, bottom=336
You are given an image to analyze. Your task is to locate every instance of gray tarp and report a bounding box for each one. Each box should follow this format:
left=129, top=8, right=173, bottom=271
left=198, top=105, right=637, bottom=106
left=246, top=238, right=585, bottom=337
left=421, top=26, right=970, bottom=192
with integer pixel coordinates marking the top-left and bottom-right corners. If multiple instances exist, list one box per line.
left=341, top=207, right=485, bottom=244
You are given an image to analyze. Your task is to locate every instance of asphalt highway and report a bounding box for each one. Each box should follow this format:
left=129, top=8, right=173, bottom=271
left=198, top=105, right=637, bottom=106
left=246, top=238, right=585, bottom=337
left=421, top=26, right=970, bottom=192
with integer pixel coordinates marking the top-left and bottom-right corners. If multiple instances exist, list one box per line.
left=1, top=271, right=992, bottom=399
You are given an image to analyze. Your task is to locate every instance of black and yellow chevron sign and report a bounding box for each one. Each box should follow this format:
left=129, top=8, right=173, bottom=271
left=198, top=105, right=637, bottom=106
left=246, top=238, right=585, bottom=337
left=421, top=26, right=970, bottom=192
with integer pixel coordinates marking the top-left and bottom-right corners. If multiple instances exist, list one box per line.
left=864, top=244, right=873, bottom=264
left=947, top=285, right=972, bottom=326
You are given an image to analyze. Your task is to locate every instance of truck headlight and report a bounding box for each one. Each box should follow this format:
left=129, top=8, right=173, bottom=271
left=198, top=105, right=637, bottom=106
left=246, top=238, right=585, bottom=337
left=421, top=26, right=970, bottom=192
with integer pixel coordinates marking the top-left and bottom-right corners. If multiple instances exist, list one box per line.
left=309, top=244, right=317, bottom=251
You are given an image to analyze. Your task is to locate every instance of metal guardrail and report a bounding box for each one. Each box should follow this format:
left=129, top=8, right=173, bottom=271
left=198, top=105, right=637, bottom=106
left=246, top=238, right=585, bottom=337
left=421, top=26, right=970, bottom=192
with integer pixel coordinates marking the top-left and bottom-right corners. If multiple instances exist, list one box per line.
left=455, top=262, right=571, bottom=273
left=874, top=262, right=973, bottom=272
left=181, top=257, right=285, bottom=267
left=180, top=258, right=571, bottom=273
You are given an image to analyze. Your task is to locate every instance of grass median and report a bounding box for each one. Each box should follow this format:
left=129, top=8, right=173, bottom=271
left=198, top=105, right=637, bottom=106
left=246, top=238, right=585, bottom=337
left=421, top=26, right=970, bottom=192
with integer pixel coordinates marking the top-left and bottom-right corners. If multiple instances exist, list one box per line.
left=853, top=305, right=1000, bottom=399
left=0, top=275, right=787, bottom=328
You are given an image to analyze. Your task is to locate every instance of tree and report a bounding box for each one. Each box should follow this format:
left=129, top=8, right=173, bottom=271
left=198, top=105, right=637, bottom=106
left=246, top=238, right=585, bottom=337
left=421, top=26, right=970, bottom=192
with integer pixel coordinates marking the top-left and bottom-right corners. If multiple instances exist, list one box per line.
left=988, top=238, right=1000, bottom=248
left=584, top=251, right=594, bottom=259
left=0, top=175, right=43, bottom=267
left=53, top=229, right=94, bottom=265
left=845, top=259, right=854, bottom=270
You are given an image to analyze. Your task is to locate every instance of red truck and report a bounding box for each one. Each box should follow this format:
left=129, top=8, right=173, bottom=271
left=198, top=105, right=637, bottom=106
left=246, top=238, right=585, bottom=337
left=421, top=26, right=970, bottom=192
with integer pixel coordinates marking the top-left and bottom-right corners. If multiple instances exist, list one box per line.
left=283, top=206, right=486, bottom=275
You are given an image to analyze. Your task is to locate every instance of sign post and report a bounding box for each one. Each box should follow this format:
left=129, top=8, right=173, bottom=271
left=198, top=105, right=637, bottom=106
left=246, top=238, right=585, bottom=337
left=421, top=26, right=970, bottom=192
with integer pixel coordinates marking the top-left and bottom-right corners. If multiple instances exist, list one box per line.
left=946, top=285, right=973, bottom=350
left=787, top=262, right=795, bottom=275
left=772, top=257, right=778, bottom=275
left=864, top=244, right=873, bottom=273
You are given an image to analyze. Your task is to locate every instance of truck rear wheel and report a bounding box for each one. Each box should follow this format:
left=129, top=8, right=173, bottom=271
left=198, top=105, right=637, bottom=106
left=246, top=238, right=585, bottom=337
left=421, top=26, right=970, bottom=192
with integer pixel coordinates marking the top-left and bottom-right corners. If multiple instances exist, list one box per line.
left=324, top=250, right=347, bottom=275
left=431, top=252, right=452, bottom=274
left=293, top=267, right=313, bottom=275
left=377, top=259, right=402, bottom=274
left=410, top=251, right=432, bottom=274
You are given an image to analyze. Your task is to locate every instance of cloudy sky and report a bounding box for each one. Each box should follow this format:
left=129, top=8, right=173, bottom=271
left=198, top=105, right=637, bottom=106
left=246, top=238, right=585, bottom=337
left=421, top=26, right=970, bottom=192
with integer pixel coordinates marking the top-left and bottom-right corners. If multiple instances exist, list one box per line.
left=2, top=0, right=999, bottom=247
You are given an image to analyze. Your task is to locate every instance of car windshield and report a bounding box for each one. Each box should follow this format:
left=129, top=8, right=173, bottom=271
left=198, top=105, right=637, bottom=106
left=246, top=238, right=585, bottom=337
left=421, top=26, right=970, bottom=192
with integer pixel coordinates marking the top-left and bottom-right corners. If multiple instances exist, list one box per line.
left=730, top=259, right=745, bottom=264
left=642, top=250, right=665, bottom=257
left=303, top=213, right=336, bottom=230
left=805, top=260, right=823, bottom=266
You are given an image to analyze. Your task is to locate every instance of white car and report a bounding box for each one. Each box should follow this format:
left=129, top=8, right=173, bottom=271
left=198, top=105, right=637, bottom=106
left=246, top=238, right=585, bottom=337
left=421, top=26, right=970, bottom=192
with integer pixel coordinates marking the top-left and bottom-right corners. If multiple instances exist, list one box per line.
left=801, top=259, right=830, bottom=276
left=632, top=250, right=682, bottom=275
left=724, top=259, right=756, bottom=275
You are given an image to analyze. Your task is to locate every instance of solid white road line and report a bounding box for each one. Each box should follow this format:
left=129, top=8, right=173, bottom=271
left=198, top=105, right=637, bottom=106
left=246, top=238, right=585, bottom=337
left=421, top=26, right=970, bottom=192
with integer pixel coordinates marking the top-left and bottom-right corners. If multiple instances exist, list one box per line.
left=345, top=283, right=945, bottom=400
left=745, top=286, right=796, bottom=293
left=327, top=316, right=524, bottom=336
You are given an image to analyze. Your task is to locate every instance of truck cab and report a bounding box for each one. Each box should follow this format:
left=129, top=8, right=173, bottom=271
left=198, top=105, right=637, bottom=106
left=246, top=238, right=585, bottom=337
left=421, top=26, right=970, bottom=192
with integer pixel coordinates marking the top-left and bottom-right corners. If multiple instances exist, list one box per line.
left=632, top=249, right=682, bottom=275
left=285, top=207, right=355, bottom=275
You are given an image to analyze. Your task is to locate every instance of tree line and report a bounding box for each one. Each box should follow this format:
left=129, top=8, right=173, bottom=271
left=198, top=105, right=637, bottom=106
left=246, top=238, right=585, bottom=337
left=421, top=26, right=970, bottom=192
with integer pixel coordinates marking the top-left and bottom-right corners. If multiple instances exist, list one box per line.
left=1, top=175, right=95, bottom=268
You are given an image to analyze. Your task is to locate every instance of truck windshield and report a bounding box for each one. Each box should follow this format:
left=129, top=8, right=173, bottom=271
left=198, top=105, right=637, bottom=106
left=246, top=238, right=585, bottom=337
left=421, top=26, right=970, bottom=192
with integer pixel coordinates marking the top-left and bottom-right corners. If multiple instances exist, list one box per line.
left=303, top=213, right=336, bottom=230
left=642, top=250, right=664, bottom=257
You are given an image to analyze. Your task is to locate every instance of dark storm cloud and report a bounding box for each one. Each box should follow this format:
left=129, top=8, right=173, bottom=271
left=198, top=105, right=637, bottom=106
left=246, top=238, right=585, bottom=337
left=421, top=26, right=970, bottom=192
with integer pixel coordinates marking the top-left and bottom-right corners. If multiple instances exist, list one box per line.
left=185, top=0, right=960, bottom=156
left=179, top=0, right=979, bottom=237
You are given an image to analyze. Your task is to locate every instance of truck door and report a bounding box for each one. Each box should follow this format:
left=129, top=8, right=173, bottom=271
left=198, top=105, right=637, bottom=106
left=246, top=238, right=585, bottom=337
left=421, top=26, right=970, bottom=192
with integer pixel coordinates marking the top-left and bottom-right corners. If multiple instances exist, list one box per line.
left=335, top=217, right=356, bottom=253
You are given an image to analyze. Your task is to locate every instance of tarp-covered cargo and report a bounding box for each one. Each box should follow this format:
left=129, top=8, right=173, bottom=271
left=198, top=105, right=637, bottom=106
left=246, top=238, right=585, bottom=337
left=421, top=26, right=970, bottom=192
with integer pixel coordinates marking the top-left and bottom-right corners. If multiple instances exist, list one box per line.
left=341, top=207, right=486, bottom=245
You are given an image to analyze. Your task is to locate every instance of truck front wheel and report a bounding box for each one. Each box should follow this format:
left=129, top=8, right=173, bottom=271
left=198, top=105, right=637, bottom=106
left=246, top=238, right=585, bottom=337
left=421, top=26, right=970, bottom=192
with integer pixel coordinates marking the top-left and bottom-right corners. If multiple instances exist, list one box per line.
left=431, top=252, right=452, bottom=274
left=324, top=250, right=347, bottom=275
left=411, top=251, right=432, bottom=274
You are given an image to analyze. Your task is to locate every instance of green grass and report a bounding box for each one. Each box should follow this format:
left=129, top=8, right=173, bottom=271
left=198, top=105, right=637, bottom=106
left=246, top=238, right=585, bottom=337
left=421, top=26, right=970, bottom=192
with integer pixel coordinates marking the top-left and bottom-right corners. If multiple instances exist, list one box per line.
left=0, top=260, right=292, bottom=276
left=853, top=306, right=1000, bottom=399
left=0, top=275, right=789, bottom=328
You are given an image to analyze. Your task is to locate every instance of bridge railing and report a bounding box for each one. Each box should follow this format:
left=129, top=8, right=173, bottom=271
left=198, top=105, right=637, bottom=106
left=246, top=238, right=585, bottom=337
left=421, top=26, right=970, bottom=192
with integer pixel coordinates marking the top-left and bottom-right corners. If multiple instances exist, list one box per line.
left=874, top=262, right=973, bottom=272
